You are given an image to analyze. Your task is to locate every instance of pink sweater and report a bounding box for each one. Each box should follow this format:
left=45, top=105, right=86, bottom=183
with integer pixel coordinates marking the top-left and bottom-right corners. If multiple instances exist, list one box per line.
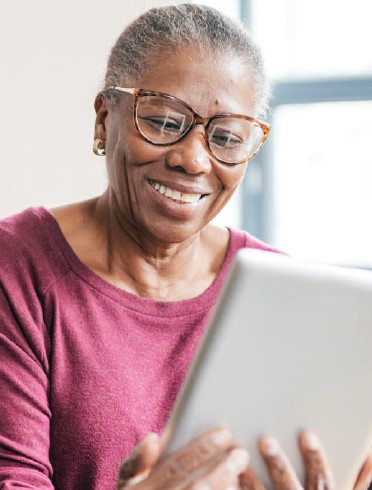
left=0, top=207, right=278, bottom=489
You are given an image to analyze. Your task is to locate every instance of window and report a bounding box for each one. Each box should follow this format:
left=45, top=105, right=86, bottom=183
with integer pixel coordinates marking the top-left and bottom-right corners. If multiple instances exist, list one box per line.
left=272, top=99, right=372, bottom=262
left=244, top=0, right=372, bottom=263
left=251, top=0, right=372, bottom=80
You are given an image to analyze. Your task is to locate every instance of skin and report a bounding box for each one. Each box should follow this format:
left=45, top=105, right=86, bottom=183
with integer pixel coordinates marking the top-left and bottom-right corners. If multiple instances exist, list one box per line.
left=117, top=427, right=372, bottom=490
left=51, top=46, right=372, bottom=488
left=53, top=49, right=251, bottom=301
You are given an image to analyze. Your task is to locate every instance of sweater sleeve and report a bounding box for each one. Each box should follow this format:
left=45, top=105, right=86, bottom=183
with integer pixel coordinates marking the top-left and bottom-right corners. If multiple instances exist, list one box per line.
left=0, top=233, right=54, bottom=488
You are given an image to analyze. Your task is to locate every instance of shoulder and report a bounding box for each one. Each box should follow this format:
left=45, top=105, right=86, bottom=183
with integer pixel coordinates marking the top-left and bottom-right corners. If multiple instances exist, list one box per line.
left=203, top=225, right=283, bottom=276
left=203, top=226, right=284, bottom=295
left=0, top=207, right=71, bottom=295
left=229, top=227, right=284, bottom=254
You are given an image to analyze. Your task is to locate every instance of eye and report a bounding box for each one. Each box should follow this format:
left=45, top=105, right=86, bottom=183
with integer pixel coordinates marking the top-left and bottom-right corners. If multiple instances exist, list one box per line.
left=210, top=130, right=243, bottom=149
left=139, top=110, right=187, bottom=136
left=139, top=116, right=181, bottom=133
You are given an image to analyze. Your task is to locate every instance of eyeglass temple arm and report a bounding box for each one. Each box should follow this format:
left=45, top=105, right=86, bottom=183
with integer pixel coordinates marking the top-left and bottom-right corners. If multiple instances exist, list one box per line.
left=108, top=87, right=136, bottom=95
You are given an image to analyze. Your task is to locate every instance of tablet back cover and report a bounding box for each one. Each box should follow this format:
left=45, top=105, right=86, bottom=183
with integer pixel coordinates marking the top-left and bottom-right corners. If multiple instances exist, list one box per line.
left=166, top=250, right=372, bottom=489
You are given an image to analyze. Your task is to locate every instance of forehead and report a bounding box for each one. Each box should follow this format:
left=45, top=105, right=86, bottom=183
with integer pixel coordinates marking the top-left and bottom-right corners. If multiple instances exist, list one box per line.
left=135, top=47, right=257, bottom=116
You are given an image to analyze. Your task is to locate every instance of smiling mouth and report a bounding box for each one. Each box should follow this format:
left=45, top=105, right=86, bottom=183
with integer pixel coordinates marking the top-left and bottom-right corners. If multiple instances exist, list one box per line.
left=148, top=179, right=204, bottom=203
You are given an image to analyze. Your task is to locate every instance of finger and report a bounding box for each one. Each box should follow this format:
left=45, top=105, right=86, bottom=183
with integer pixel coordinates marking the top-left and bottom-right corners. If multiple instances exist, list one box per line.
left=186, top=447, right=249, bottom=490
left=259, top=436, right=302, bottom=490
left=239, top=464, right=266, bottom=490
left=149, top=426, right=234, bottom=487
left=353, top=451, right=372, bottom=490
left=117, top=432, right=161, bottom=488
left=299, top=431, right=335, bottom=490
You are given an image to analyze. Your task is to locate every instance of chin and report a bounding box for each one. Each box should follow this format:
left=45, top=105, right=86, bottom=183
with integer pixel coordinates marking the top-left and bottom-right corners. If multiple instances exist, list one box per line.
left=141, top=219, right=205, bottom=245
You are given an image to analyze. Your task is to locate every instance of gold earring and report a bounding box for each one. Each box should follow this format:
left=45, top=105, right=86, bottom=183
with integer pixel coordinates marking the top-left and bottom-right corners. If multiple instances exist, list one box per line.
left=93, top=138, right=106, bottom=156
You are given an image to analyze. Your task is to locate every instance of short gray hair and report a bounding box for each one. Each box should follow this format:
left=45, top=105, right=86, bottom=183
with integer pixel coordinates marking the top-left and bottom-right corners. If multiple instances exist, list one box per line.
left=103, top=3, right=270, bottom=117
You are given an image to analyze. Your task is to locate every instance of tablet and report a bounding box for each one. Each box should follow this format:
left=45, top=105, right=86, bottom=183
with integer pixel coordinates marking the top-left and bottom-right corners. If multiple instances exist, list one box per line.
left=165, top=249, right=372, bottom=489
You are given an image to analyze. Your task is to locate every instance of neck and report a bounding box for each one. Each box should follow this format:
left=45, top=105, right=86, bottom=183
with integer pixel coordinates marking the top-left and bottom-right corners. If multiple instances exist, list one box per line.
left=85, top=192, right=226, bottom=301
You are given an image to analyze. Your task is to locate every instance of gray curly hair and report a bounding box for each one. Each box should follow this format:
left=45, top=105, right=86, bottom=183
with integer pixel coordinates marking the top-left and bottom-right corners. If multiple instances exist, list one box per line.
left=103, top=3, right=270, bottom=117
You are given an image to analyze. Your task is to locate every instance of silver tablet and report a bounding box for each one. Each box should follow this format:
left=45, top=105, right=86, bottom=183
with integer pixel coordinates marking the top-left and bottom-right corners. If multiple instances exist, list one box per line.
left=165, top=249, right=372, bottom=489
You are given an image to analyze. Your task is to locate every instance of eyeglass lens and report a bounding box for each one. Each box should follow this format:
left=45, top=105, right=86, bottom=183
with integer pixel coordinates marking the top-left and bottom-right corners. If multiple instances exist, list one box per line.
left=135, top=95, right=264, bottom=164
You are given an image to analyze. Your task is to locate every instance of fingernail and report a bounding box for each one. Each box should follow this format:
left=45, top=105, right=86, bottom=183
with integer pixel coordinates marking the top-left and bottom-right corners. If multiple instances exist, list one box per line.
left=317, top=475, right=326, bottom=490
left=134, top=432, right=158, bottom=455
left=142, top=432, right=158, bottom=444
left=128, top=474, right=148, bottom=485
left=210, top=427, right=231, bottom=447
left=261, top=437, right=280, bottom=456
left=228, top=448, right=250, bottom=473
left=303, top=432, right=320, bottom=450
left=193, top=484, right=211, bottom=490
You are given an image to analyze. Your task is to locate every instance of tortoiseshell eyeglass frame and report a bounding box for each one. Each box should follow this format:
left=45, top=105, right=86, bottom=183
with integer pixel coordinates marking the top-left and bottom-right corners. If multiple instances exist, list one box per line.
left=106, top=86, right=271, bottom=165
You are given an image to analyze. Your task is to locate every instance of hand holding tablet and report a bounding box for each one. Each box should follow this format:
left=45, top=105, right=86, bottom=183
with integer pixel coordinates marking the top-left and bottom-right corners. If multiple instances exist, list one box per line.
left=165, top=250, right=372, bottom=489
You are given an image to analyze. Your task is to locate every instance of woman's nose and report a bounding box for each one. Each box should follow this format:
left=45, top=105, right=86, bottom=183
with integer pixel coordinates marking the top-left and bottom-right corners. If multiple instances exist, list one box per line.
left=165, top=127, right=213, bottom=174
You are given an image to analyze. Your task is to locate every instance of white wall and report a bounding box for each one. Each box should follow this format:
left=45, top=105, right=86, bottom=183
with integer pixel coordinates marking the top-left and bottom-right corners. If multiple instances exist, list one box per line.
left=0, top=0, right=185, bottom=219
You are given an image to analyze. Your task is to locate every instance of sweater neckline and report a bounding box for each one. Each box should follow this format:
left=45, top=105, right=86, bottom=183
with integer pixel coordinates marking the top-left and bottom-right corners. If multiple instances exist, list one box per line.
left=35, top=207, right=243, bottom=317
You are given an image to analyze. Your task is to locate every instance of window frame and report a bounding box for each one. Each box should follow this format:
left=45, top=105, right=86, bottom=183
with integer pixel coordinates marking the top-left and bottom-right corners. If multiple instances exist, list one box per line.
left=240, top=0, right=372, bottom=242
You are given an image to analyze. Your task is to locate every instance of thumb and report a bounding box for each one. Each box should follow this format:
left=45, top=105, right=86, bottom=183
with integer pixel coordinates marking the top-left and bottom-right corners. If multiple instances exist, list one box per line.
left=117, top=433, right=161, bottom=489
left=354, top=451, right=372, bottom=490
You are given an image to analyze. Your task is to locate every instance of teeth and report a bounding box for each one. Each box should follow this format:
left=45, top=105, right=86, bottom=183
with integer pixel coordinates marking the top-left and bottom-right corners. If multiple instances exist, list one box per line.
left=148, top=180, right=202, bottom=203
left=164, top=187, right=173, bottom=198
left=183, top=193, right=200, bottom=203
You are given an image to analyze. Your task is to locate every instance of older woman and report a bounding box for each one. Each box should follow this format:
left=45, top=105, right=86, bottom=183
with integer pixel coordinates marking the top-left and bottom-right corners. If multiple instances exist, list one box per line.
left=0, top=4, right=371, bottom=490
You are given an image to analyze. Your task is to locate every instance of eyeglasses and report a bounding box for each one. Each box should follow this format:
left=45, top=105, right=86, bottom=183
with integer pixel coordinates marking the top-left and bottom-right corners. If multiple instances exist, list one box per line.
left=107, top=87, right=271, bottom=165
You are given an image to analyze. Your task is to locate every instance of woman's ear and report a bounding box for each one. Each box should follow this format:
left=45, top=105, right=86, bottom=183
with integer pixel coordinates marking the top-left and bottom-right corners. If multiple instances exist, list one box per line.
left=94, top=93, right=109, bottom=141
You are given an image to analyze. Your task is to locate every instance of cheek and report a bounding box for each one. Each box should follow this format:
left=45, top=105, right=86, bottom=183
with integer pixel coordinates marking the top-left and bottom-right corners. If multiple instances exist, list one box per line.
left=215, top=163, right=247, bottom=193
left=105, top=131, right=165, bottom=204
left=108, top=115, right=164, bottom=169
left=123, top=139, right=163, bottom=166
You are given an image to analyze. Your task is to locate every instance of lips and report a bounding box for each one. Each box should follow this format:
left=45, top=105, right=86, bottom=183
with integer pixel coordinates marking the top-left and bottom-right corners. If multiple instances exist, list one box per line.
left=147, top=179, right=204, bottom=203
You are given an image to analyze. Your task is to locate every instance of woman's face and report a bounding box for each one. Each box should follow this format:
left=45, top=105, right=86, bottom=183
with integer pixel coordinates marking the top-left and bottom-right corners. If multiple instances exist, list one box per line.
left=97, top=47, right=258, bottom=244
